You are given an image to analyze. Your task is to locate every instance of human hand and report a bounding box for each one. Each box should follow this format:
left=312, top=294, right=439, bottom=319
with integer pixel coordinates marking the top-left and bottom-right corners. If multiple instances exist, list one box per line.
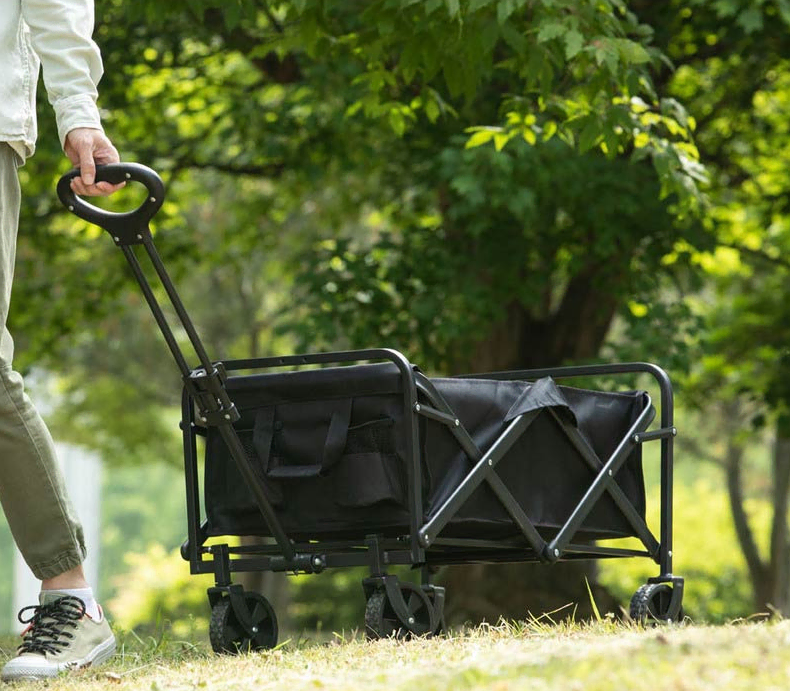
left=64, top=128, right=125, bottom=197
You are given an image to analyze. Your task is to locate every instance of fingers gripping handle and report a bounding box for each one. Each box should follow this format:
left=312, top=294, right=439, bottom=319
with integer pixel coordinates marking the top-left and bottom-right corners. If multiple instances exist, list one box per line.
left=57, top=162, right=165, bottom=244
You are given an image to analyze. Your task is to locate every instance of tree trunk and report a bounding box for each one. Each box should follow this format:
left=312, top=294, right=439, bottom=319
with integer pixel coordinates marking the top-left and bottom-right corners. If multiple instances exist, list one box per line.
left=726, top=410, right=790, bottom=616
left=768, top=431, right=790, bottom=614
left=725, top=425, right=768, bottom=610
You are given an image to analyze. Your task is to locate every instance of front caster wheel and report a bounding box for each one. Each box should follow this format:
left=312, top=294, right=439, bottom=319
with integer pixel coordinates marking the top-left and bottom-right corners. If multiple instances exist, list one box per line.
left=365, top=581, right=434, bottom=640
left=630, top=583, right=683, bottom=625
left=209, top=591, right=278, bottom=653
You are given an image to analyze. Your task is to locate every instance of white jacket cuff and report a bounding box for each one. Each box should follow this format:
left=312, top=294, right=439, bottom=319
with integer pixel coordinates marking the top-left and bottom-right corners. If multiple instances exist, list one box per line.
left=55, top=94, right=103, bottom=149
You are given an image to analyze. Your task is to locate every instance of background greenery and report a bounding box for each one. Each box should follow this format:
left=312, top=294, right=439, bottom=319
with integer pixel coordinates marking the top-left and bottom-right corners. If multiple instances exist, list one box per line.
left=2, top=0, right=790, bottom=638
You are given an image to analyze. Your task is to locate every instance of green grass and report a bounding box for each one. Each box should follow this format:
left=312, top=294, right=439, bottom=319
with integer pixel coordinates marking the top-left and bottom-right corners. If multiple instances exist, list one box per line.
left=1, top=619, right=789, bottom=690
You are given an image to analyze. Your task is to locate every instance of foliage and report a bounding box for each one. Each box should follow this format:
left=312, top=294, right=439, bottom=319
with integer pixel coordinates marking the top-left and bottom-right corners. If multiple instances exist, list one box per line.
left=98, top=461, right=189, bottom=603
left=100, top=0, right=703, bottom=208
left=107, top=543, right=213, bottom=640
left=13, top=0, right=722, bottom=455
left=285, top=138, right=695, bottom=372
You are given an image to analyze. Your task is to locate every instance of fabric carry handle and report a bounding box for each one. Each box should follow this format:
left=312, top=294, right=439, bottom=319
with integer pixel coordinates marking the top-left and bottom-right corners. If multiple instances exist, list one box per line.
left=252, top=401, right=352, bottom=479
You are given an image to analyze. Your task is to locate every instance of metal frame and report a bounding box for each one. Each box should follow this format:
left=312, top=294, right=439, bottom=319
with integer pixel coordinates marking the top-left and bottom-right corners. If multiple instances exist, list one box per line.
left=178, top=354, right=678, bottom=588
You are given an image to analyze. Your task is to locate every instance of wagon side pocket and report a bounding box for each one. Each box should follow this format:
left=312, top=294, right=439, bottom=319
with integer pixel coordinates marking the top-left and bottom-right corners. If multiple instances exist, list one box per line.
left=333, top=417, right=405, bottom=508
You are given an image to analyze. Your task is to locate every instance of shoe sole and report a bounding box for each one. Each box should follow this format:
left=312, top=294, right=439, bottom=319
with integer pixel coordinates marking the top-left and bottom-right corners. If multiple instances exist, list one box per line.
left=1, top=634, right=116, bottom=681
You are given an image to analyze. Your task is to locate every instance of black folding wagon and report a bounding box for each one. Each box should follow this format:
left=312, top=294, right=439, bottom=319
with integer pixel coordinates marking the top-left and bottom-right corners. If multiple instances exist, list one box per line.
left=59, top=163, right=684, bottom=652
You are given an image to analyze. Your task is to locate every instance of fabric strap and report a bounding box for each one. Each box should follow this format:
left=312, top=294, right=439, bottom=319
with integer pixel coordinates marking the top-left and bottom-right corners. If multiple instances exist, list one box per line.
left=252, top=400, right=352, bottom=479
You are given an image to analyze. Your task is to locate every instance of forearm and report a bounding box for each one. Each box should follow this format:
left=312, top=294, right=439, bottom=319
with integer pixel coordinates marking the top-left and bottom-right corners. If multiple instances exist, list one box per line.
left=20, top=0, right=104, bottom=147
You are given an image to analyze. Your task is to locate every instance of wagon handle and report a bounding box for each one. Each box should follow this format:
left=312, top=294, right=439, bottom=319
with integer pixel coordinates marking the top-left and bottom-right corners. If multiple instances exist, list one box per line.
left=56, top=162, right=165, bottom=242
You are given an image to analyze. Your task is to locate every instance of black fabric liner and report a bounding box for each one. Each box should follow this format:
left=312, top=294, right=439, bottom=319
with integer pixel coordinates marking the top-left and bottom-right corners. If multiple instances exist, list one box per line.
left=203, top=363, right=648, bottom=543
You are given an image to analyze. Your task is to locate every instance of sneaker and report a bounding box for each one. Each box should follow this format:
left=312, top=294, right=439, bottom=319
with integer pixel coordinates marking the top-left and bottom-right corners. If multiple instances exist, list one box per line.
left=1, top=594, right=116, bottom=681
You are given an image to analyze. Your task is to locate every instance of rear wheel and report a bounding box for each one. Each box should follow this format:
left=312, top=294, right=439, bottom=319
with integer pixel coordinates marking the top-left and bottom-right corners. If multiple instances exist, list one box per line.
left=365, top=582, right=434, bottom=640
left=209, top=592, right=278, bottom=653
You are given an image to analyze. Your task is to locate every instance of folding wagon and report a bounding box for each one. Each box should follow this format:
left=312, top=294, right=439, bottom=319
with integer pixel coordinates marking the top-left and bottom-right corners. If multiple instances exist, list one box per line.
left=58, top=163, right=684, bottom=652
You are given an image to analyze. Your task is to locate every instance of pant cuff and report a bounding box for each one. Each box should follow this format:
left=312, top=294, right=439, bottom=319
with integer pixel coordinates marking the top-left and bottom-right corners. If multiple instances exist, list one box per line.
left=30, top=551, right=84, bottom=581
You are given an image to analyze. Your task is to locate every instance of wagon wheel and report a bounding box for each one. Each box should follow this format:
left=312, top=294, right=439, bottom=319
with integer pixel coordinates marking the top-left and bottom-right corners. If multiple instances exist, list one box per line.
left=365, top=582, right=434, bottom=640
left=209, top=592, right=278, bottom=653
left=629, top=583, right=683, bottom=625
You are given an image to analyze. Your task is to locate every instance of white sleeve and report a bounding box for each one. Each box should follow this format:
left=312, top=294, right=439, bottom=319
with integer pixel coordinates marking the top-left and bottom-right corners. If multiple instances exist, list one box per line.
left=20, top=0, right=104, bottom=148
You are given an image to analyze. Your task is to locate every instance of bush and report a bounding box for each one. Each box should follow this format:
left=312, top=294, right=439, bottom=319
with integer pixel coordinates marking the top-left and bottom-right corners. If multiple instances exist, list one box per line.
left=106, top=543, right=212, bottom=640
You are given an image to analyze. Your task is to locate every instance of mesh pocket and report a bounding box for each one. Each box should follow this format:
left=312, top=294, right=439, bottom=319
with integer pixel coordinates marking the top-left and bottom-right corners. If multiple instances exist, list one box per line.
left=344, top=418, right=396, bottom=455
left=238, top=431, right=258, bottom=464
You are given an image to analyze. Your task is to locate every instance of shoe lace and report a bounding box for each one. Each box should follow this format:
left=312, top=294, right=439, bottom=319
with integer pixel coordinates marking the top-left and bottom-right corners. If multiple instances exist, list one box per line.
left=16, top=596, right=86, bottom=655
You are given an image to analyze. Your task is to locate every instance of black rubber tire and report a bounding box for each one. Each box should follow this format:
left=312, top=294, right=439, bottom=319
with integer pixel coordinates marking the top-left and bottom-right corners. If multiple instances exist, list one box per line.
left=209, top=592, right=278, bottom=654
left=629, top=583, right=683, bottom=625
left=364, top=582, right=434, bottom=640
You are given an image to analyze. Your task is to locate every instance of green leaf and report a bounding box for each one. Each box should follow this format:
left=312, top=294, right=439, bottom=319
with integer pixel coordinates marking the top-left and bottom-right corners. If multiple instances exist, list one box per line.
left=389, top=109, right=406, bottom=136
left=493, top=131, right=510, bottom=150
left=500, top=23, right=527, bottom=52
left=594, top=38, right=620, bottom=73
left=777, top=0, right=790, bottom=24
left=497, top=0, right=518, bottom=24
left=445, top=0, right=460, bottom=18
left=542, top=120, right=557, bottom=141
left=577, top=117, right=601, bottom=153
left=443, top=60, right=466, bottom=97
left=536, top=21, right=566, bottom=43
left=564, top=29, right=584, bottom=59
left=737, top=7, right=764, bottom=33
left=617, top=39, right=651, bottom=65
left=425, top=98, right=440, bottom=122
left=223, top=2, right=241, bottom=30
left=465, top=128, right=497, bottom=148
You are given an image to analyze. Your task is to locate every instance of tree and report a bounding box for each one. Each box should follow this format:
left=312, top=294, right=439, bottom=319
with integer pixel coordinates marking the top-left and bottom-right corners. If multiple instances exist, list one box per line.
left=638, top=1, right=790, bottom=615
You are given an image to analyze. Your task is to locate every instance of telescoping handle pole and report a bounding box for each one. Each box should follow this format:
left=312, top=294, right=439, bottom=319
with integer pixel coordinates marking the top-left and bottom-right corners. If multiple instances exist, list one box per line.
left=57, top=163, right=212, bottom=378
left=57, top=163, right=296, bottom=561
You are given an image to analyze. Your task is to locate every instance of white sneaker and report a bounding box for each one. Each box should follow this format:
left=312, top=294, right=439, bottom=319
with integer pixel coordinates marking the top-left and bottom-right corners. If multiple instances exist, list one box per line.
left=1, top=594, right=116, bottom=681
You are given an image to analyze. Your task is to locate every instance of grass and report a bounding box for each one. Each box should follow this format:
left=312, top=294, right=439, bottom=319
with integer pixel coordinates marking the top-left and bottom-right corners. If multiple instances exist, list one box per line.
left=1, top=617, right=789, bottom=690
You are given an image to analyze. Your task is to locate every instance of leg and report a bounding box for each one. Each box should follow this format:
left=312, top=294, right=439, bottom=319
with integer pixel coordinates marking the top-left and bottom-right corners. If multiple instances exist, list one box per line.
left=0, top=145, right=115, bottom=681
left=0, top=144, right=85, bottom=580
left=42, top=564, right=89, bottom=591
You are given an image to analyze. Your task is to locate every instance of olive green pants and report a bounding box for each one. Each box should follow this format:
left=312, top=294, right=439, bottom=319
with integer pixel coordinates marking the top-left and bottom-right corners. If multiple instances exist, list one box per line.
left=0, top=143, right=85, bottom=580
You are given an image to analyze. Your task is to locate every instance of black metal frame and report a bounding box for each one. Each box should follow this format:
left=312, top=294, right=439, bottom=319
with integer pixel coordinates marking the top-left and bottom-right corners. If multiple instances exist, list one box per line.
left=175, top=352, right=679, bottom=589
left=57, top=163, right=682, bottom=624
